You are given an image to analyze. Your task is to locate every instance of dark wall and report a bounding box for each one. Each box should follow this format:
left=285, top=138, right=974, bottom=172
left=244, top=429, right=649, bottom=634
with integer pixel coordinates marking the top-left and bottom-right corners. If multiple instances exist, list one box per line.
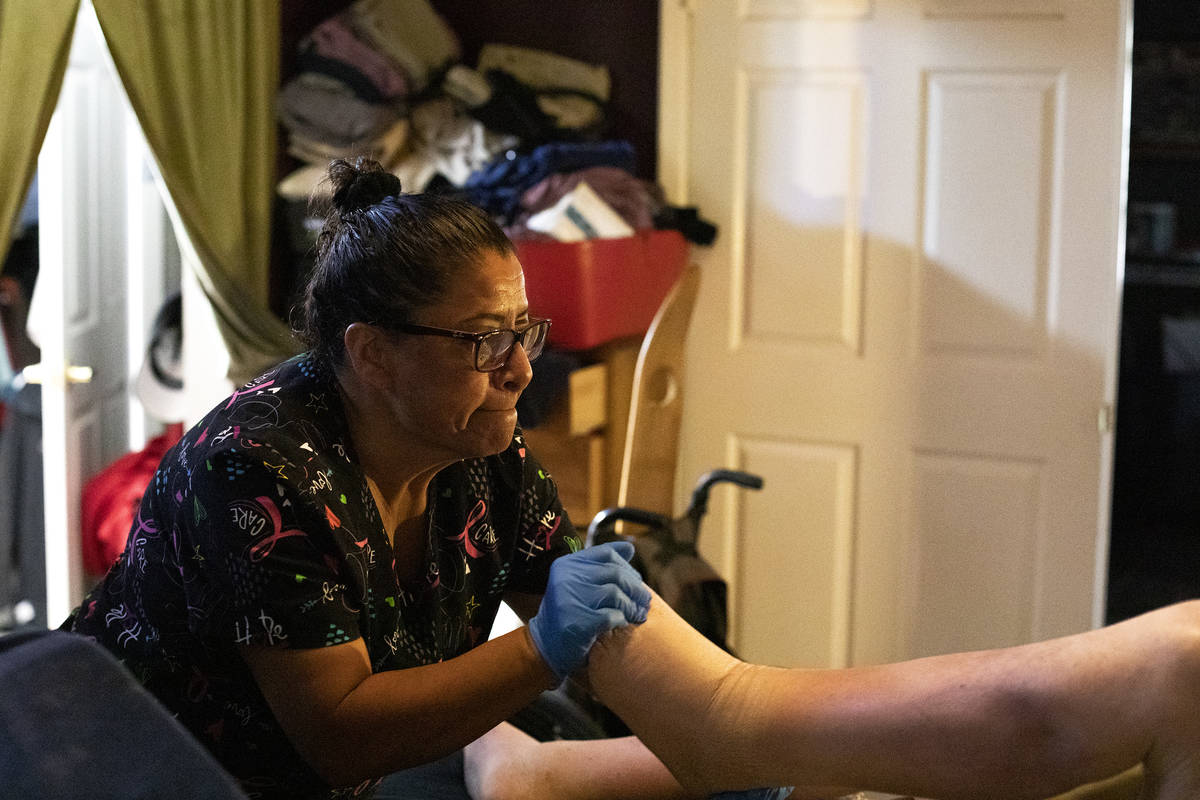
left=1134, top=0, right=1200, bottom=40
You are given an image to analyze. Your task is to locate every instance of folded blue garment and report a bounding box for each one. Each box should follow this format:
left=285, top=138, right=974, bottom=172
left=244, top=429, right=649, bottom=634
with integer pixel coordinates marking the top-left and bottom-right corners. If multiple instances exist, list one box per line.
left=464, top=140, right=638, bottom=223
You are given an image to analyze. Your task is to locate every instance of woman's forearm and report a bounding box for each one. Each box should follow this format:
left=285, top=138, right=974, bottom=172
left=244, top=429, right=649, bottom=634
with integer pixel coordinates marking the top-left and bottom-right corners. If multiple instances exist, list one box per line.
left=335, top=627, right=555, bottom=779
left=249, top=626, right=556, bottom=787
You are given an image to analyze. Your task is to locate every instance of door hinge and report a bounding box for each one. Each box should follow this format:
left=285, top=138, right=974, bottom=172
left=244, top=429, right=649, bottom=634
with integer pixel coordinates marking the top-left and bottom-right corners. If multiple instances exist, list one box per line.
left=1098, top=403, right=1114, bottom=435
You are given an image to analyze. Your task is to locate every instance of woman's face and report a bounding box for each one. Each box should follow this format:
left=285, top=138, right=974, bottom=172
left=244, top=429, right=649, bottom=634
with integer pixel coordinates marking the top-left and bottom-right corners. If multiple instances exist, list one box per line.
left=381, top=248, right=535, bottom=463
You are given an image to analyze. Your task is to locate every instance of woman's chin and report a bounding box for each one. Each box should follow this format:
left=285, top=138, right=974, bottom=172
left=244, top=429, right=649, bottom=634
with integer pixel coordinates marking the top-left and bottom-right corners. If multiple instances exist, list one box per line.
left=462, top=410, right=518, bottom=457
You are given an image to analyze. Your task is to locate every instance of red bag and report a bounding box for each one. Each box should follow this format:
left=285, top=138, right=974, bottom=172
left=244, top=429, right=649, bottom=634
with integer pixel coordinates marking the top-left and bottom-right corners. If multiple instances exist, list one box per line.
left=80, top=424, right=183, bottom=575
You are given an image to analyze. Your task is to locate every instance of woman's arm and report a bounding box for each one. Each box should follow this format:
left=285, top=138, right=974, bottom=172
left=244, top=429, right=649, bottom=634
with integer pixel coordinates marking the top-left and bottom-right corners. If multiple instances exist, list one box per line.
left=585, top=588, right=1200, bottom=800
left=243, top=626, right=553, bottom=787
left=242, top=541, right=648, bottom=788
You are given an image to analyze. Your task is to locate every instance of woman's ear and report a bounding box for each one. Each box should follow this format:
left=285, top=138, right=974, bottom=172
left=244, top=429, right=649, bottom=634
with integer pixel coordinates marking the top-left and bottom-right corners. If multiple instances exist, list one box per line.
left=342, top=322, right=393, bottom=391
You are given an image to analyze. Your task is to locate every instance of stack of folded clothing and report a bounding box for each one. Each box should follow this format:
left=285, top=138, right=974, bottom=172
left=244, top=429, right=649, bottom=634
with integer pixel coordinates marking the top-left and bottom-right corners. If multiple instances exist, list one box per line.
left=276, top=6, right=716, bottom=264
left=276, top=0, right=463, bottom=203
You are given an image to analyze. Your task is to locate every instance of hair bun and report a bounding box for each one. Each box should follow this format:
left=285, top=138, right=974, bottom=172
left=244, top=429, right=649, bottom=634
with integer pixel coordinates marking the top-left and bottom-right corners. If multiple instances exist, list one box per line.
left=328, top=157, right=403, bottom=215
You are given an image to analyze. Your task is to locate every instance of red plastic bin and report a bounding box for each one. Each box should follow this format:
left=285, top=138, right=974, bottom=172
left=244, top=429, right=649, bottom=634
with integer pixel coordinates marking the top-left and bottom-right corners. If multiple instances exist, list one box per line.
left=515, top=230, right=689, bottom=351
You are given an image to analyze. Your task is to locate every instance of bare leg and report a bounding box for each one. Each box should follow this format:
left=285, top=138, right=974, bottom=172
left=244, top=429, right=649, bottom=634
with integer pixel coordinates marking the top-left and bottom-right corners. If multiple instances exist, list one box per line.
left=586, top=590, right=1200, bottom=800
left=463, top=721, right=698, bottom=800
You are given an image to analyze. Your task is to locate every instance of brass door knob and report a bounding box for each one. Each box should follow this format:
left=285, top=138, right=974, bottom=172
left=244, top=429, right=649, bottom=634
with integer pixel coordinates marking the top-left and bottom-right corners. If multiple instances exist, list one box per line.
left=20, top=363, right=94, bottom=385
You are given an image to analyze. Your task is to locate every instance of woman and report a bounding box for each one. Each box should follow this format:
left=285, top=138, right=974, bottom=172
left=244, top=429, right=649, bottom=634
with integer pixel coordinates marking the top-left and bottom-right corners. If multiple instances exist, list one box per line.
left=63, top=157, right=670, bottom=799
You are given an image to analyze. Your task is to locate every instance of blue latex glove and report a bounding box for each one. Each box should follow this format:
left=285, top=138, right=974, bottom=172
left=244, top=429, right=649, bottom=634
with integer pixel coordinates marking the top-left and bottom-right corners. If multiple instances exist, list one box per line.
left=528, top=540, right=651, bottom=681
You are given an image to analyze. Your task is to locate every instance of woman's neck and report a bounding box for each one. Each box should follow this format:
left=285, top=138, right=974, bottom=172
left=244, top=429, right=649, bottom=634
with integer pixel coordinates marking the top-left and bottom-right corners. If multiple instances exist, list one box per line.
left=337, top=371, right=453, bottom=536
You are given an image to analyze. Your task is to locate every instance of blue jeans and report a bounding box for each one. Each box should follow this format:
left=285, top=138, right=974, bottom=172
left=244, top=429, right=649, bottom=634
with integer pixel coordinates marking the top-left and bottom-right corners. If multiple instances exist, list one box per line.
left=374, top=750, right=469, bottom=800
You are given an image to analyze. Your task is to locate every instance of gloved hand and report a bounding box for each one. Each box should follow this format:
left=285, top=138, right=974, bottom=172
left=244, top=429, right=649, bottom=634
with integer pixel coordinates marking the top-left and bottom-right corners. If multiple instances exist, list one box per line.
left=528, top=540, right=651, bottom=681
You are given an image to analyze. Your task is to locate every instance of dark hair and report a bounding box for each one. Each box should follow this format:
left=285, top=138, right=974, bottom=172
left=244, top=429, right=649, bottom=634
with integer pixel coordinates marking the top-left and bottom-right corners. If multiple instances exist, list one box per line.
left=2, top=225, right=39, bottom=303
left=294, top=157, right=514, bottom=367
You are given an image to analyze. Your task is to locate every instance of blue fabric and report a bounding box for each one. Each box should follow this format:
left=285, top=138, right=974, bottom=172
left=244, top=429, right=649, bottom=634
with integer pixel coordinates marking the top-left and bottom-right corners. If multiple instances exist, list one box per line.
left=463, top=140, right=637, bottom=223
left=0, top=381, right=43, bottom=631
left=709, top=789, right=795, bottom=800
left=375, top=750, right=469, bottom=800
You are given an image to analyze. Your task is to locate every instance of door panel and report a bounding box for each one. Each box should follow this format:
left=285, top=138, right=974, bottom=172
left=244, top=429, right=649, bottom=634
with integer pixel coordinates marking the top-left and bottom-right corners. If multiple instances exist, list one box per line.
left=742, top=69, right=866, bottom=354
left=920, top=71, right=1059, bottom=358
left=907, top=450, right=1042, bottom=655
left=731, top=436, right=857, bottom=668
left=664, top=0, right=1128, bottom=666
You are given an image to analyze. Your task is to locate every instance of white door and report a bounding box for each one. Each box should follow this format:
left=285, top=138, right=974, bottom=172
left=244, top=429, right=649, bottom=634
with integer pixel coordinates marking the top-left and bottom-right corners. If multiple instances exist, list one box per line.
left=34, top=5, right=161, bottom=627
left=662, top=0, right=1130, bottom=667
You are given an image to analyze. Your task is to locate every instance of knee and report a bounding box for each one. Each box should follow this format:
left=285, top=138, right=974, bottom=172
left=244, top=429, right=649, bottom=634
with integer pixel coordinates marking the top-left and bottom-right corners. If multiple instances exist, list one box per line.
left=465, top=770, right=535, bottom=800
left=1164, top=599, right=1200, bottom=662
left=462, top=726, right=545, bottom=800
left=463, top=758, right=544, bottom=800
left=1149, top=601, right=1200, bottom=714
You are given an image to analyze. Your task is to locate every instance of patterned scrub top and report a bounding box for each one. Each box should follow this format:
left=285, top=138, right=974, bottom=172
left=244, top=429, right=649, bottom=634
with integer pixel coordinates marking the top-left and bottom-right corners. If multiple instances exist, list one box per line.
left=63, top=354, right=580, bottom=799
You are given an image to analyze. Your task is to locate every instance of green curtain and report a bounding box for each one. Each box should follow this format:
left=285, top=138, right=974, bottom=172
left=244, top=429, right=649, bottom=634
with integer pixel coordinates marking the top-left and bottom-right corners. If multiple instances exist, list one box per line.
left=92, top=0, right=297, bottom=384
left=0, top=0, right=81, bottom=265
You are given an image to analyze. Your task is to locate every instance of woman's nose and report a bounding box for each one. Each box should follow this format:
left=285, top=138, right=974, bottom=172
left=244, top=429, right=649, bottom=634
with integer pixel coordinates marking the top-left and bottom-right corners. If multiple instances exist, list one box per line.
left=495, top=340, right=533, bottom=393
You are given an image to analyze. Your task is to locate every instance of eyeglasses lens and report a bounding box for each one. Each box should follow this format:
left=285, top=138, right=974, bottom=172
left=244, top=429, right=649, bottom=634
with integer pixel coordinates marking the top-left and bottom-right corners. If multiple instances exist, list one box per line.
left=475, top=321, right=549, bottom=371
left=521, top=322, right=548, bottom=362
left=476, top=332, right=510, bottom=371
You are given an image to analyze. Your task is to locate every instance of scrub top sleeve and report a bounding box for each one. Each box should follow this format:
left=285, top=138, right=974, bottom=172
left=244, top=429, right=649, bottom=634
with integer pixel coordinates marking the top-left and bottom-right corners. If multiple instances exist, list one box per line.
left=185, top=450, right=362, bottom=650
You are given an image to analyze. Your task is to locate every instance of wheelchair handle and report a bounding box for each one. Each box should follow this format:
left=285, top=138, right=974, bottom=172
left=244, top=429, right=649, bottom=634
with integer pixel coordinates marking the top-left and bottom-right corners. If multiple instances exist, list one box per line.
left=686, top=469, right=764, bottom=520
left=585, top=507, right=672, bottom=549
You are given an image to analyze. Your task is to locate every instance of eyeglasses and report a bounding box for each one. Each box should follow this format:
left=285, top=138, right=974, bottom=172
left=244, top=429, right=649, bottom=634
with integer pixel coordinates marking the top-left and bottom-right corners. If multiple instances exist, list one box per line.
left=384, top=317, right=552, bottom=372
